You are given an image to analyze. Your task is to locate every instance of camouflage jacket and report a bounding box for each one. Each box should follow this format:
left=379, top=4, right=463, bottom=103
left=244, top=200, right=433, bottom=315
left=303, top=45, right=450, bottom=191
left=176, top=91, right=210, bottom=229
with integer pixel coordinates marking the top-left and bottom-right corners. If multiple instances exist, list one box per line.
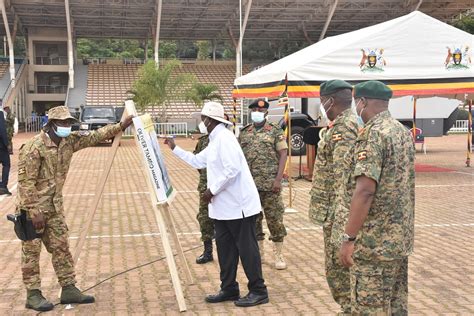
left=5, top=112, right=15, bottom=140
left=333, top=111, right=415, bottom=260
left=193, top=134, right=209, bottom=192
left=239, top=121, right=288, bottom=191
left=16, top=123, right=122, bottom=217
left=309, top=108, right=359, bottom=225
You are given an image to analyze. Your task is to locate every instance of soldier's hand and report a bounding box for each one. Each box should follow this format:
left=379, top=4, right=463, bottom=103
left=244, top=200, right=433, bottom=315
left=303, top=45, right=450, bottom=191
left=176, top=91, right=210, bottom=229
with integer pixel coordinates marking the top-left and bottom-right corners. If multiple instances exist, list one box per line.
left=164, top=138, right=176, bottom=150
left=31, top=212, right=45, bottom=231
left=339, top=241, right=355, bottom=268
left=120, top=115, right=134, bottom=131
left=272, top=178, right=282, bottom=193
left=202, top=188, right=214, bottom=204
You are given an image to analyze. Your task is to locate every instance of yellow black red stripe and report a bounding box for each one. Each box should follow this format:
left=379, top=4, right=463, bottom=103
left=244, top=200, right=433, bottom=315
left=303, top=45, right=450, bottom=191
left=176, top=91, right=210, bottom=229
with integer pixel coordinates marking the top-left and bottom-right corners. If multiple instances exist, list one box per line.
left=232, top=78, right=474, bottom=98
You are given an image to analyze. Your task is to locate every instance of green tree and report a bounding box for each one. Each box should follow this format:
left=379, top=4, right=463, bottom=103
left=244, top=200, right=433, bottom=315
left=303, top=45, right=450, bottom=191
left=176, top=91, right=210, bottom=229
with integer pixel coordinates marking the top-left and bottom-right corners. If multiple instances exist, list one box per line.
left=185, top=83, right=223, bottom=107
left=453, top=14, right=474, bottom=34
left=128, top=60, right=196, bottom=121
left=196, top=41, right=211, bottom=60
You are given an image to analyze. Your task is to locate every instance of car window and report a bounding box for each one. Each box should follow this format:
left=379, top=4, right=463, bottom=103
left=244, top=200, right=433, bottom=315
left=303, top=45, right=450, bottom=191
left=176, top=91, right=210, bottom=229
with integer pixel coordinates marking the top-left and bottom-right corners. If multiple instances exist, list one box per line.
left=82, top=108, right=115, bottom=119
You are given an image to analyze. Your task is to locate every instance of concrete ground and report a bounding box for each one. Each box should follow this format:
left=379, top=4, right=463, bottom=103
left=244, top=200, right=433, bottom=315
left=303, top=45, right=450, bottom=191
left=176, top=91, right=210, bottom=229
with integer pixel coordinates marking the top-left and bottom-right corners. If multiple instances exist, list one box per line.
left=0, top=132, right=472, bottom=315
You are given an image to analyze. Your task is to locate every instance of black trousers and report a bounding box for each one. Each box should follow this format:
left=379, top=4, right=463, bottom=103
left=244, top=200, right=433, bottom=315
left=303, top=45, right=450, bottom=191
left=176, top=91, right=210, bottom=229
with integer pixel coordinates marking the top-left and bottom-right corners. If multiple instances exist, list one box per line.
left=0, top=149, right=10, bottom=189
left=214, top=214, right=267, bottom=296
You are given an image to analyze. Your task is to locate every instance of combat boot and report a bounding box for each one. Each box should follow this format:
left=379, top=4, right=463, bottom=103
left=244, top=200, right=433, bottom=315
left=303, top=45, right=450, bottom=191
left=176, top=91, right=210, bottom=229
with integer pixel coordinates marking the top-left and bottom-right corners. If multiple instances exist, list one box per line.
left=196, top=240, right=213, bottom=264
left=273, top=241, right=287, bottom=270
left=60, top=285, right=95, bottom=304
left=258, top=240, right=265, bottom=264
left=25, top=289, right=54, bottom=312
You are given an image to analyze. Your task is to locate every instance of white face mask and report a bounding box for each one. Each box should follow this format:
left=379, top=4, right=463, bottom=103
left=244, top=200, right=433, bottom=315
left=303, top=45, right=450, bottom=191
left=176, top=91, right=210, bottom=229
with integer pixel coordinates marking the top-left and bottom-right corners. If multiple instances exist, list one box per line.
left=319, top=99, right=332, bottom=126
left=198, top=121, right=208, bottom=134
left=251, top=111, right=265, bottom=123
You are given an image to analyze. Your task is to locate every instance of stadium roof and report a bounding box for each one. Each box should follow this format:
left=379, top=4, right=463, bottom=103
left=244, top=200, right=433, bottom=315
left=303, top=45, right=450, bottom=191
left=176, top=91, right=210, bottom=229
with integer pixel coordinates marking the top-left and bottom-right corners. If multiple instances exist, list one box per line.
left=0, top=0, right=472, bottom=41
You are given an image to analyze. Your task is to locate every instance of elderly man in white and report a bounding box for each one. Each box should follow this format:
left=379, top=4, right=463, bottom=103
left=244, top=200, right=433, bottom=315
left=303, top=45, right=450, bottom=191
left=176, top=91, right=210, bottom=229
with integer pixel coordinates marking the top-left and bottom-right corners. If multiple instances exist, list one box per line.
left=165, top=102, right=269, bottom=307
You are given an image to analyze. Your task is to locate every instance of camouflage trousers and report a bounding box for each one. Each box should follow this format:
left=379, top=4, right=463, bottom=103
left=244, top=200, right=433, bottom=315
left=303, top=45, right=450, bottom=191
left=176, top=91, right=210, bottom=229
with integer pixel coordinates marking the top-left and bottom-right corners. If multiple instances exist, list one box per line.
left=197, top=191, right=214, bottom=242
left=21, top=211, right=76, bottom=290
left=350, top=257, right=408, bottom=315
left=323, top=223, right=351, bottom=314
left=256, top=191, right=287, bottom=242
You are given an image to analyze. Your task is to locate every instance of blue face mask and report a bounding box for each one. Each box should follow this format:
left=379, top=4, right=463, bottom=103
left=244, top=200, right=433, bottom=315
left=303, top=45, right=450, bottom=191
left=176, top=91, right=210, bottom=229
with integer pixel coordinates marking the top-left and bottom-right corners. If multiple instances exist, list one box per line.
left=355, top=100, right=366, bottom=128
left=251, top=111, right=265, bottom=124
left=53, top=124, right=72, bottom=138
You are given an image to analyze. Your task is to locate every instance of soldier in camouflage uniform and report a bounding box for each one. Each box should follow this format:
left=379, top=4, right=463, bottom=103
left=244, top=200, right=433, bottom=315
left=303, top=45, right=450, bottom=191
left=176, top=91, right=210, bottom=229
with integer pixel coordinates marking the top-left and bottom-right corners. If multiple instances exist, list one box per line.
left=193, top=131, right=214, bottom=264
left=309, top=80, right=358, bottom=314
left=239, top=99, right=288, bottom=270
left=338, top=81, right=415, bottom=315
left=3, top=105, right=16, bottom=154
left=16, top=106, right=133, bottom=311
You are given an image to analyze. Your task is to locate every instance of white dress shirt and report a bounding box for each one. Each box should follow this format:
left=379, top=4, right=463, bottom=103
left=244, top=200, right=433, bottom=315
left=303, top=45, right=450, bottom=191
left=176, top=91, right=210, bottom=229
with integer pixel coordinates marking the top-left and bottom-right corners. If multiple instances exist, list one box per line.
left=173, top=123, right=261, bottom=220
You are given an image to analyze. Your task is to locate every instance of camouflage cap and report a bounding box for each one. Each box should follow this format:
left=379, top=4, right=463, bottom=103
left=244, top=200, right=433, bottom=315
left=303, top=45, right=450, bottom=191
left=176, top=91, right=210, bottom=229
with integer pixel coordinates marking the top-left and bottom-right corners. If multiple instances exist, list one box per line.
left=249, top=98, right=269, bottom=109
left=47, top=106, right=78, bottom=122
left=354, top=80, right=393, bottom=101
left=319, top=80, right=353, bottom=96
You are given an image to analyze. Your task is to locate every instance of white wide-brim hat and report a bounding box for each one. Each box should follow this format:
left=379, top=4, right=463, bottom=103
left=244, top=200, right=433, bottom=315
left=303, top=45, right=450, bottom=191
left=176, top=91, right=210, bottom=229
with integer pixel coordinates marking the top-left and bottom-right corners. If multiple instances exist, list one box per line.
left=201, top=101, right=233, bottom=126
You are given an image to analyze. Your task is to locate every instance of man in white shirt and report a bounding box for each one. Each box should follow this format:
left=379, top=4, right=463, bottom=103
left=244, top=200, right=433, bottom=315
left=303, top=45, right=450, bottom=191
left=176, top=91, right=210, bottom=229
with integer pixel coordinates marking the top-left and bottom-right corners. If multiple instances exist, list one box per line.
left=165, top=102, right=269, bottom=307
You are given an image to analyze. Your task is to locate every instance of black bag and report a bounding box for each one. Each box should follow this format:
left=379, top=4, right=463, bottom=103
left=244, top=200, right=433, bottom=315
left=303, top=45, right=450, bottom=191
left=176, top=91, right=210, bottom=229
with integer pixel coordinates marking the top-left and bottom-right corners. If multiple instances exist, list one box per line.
left=6, top=211, right=41, bottom=241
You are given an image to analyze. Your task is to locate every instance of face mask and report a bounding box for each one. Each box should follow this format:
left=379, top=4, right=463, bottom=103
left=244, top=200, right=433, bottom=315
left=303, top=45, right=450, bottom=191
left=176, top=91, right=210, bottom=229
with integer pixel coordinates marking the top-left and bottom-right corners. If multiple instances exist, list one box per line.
left=355, top=100, right=365, bottom=128
left=198, top=121, right=208, bottom=134
left=53, top=124, right=72, bottom=138
left=251, top=111, right=265, bottom=124
left=319, top=99, right=332, bottom=126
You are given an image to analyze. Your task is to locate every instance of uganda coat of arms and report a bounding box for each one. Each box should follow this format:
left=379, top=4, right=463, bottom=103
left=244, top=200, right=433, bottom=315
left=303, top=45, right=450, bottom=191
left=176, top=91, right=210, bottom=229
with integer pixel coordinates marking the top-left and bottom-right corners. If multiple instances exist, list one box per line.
left=445, top=46, right=471, bottom=70
left=359, top=48, right=386, bottom=72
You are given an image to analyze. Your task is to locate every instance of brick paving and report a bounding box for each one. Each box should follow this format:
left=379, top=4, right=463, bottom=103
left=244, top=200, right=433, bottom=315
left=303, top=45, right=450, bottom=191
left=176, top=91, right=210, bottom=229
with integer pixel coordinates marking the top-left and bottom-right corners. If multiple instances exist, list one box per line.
left=0, top=132, right=472, bottom=315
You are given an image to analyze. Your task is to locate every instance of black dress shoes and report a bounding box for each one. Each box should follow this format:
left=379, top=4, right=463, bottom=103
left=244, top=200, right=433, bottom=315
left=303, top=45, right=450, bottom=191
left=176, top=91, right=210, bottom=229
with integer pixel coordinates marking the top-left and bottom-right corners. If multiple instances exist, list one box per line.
left=205, top=290, right=240, bottom=303
left=234, top=292, right=269, bottom=307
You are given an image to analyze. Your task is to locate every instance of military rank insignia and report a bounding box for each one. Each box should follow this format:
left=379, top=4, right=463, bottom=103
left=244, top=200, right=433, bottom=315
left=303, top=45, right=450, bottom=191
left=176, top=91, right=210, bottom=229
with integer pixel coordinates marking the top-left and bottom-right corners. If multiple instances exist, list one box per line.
left=332, top=133, right=342, bottom=142
left=358, top=151, right=367, bottom=161
left=18, top=167, right=26, bottom=175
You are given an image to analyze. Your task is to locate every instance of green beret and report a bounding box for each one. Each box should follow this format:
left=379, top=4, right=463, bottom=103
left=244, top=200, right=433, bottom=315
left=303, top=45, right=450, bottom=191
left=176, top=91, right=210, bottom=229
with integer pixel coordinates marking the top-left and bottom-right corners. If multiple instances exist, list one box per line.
left=249, top=98, right=269, bottom=109
left=354, top=80, right=393, bottom=101
left=319, top=80, right=353, bottom=96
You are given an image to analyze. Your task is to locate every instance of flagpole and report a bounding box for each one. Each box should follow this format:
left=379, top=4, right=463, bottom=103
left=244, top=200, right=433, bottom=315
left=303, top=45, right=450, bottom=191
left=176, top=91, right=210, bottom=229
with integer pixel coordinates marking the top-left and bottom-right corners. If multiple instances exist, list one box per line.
left=282, top=75, right=296, bottom=212
left=467, top=99, right=472, bottom=167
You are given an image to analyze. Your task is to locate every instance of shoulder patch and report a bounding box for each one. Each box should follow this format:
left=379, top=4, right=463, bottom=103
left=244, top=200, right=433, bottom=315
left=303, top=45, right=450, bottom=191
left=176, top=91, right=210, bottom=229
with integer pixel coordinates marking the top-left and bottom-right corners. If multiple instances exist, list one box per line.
left=332, top=133, right=342, bottom=142
left=357, top=151, right=367, bottom=161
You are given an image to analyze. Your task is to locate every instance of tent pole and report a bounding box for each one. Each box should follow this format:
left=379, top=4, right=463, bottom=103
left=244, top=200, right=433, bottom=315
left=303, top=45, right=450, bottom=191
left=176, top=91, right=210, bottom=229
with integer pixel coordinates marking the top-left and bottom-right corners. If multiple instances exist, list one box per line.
left=467, top=99, right=472, bottom=167
left=412, top=97, right=417, bottom=140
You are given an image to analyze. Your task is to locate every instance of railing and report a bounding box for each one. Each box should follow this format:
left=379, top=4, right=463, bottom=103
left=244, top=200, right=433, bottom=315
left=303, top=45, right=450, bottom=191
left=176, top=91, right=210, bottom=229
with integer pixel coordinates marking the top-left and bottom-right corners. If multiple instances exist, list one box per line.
left=449, top=120, right=470, bottom=133
left=35, top=85, right=68, bottom=94
left=25, top=116, right=45, bottom=133
left=35, top=56, right=68, bottom=65
left=1, top=60, right=27, bottom=105
left=123, top=122, right=188, bottom=137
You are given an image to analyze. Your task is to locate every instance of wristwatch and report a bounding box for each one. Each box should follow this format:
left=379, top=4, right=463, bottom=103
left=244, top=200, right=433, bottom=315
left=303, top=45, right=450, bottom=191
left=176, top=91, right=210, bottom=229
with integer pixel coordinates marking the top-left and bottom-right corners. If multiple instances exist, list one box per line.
left=342, top=233, right=356, bottom=242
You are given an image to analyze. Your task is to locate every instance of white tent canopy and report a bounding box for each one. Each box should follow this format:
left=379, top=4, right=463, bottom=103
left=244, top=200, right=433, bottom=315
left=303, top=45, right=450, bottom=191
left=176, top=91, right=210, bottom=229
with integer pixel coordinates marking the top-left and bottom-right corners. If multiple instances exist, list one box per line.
left=233, top=11, right=474, bottom=99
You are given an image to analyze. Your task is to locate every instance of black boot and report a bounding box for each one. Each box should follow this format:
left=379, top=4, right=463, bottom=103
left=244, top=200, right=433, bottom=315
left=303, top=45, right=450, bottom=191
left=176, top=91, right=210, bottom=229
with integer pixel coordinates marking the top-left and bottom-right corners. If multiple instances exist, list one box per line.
left=196, top=240, right=213, bottom=264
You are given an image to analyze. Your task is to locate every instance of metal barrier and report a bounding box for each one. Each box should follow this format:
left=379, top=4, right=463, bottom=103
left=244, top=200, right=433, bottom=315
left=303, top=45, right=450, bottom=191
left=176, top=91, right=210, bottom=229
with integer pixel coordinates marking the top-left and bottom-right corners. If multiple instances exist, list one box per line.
left=155, top=122, right=188, bottom=137
left=25, top=117, right=44, bottom=133
left=449, top=120, right=469, bottom=133
left=118, top=122, right=189, bottom=137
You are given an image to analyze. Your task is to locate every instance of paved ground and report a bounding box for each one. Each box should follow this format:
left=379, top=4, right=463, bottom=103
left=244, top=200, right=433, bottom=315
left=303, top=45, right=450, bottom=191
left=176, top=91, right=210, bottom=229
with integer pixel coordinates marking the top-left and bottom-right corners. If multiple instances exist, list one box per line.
left=0, top=132, right=472, bottom=315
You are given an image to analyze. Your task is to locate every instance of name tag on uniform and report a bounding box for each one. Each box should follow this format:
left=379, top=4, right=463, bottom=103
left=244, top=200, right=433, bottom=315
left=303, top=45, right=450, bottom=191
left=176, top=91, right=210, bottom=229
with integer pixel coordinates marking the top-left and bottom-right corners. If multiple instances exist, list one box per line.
left=332, top=133, right=342, bottom=142
left=358, top=151, right=367, bottom=161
